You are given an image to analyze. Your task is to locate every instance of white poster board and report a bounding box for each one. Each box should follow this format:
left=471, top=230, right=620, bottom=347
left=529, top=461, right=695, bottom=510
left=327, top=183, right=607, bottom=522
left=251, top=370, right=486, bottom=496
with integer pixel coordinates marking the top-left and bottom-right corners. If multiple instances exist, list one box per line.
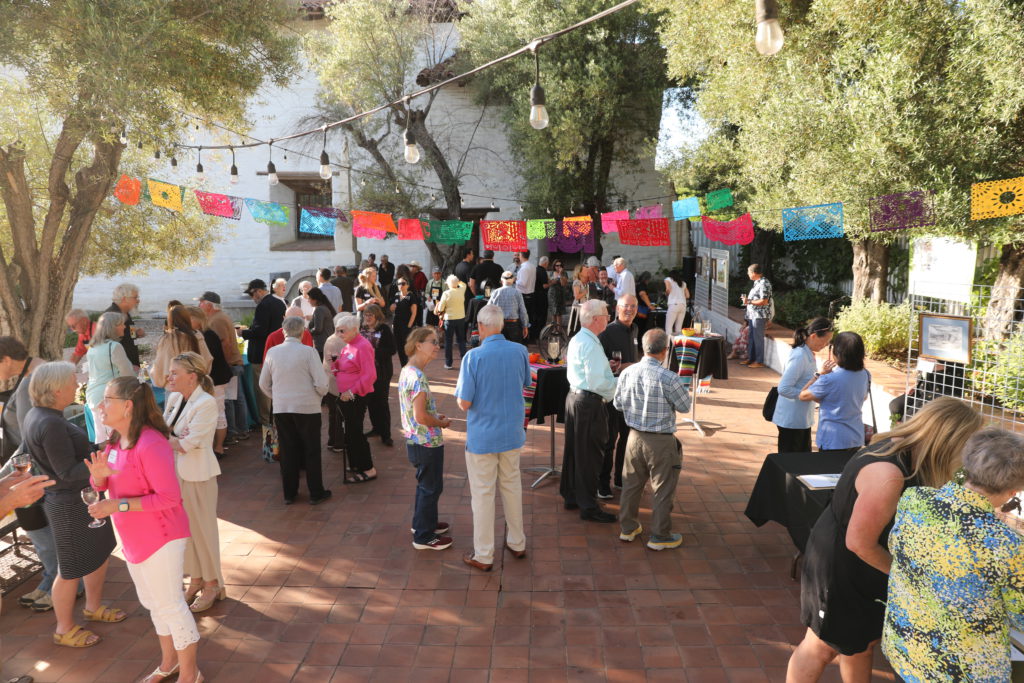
left=710, top=248, right=730, bottom=317
left=909, top=237, right=977, bottom=303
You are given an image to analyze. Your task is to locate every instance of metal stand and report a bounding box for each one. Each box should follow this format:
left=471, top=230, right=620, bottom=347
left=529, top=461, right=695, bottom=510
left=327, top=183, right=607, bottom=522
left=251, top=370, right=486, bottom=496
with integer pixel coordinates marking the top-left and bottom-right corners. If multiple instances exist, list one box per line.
left=679, top=378, right=710, bottom=437
left=524, top=418, right=560, bottom=488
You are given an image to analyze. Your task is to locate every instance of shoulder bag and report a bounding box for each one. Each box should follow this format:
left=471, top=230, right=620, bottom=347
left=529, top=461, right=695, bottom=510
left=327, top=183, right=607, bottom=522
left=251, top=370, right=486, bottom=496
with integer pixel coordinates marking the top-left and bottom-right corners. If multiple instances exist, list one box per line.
left=762, top=386, right=779, bottom=422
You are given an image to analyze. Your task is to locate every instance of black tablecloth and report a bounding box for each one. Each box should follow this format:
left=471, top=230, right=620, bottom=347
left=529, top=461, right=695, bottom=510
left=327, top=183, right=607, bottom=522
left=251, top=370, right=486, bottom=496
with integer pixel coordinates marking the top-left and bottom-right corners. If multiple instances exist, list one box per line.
left=529, top=365, right=569, bottom=425
left=466, top=297, right=488, bottom=327
left=744, top=450, right=858, bottom=552
left=668, top=335, right=729, bottom=380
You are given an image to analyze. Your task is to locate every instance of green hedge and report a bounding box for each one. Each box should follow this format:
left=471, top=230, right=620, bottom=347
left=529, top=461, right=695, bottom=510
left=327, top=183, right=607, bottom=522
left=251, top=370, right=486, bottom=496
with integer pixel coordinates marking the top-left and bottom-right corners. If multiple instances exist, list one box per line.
left=772, top=289, right=834, bottom=331
left=833, top=299, right=913, bottom=361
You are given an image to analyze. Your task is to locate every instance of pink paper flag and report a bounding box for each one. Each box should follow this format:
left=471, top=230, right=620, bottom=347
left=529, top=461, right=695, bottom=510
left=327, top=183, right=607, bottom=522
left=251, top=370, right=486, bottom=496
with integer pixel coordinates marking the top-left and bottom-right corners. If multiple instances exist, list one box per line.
left=480, top=220, right=527, bottom=252
left=351, top=210, right=390, bottom=239
left=194, top=190, right=242, bottom=219
left=635, top=205, right=663, bottom=219
left=397, top=218, right=424, bottom=240
left=702, top=213, right=754, bottom=245
left=600, top=210, right=629, bottom=233
left=617, top=218, right=671, bottom=246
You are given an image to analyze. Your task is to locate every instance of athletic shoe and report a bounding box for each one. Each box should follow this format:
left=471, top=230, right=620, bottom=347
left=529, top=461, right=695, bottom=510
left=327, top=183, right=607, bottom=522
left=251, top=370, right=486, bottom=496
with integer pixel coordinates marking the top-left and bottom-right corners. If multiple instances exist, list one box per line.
left=596, top=488, right=614, bottom=500
left=413, top=535, right=453, bottom=551
left=410, top=522, right=451, bottom=535
left=646, top=533, right=683, bottom=551
left=619, top=524, right=643, bottom=542
left=18, top=588, right=46, bottom=607
left=444, top=365, right=453, bottom=370
left=30, top=592, right=53, bottom=612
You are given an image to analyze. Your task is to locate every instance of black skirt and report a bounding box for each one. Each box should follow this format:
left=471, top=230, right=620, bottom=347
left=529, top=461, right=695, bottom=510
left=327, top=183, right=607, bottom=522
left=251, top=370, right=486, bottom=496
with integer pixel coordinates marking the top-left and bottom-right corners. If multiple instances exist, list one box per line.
left=44, top=491, right=117, bottom=580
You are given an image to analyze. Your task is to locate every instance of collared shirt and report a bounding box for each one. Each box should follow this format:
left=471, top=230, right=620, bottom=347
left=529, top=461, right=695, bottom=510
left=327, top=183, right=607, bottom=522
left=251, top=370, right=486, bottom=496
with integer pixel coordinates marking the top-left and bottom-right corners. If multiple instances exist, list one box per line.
left=614, top=268, right=636, bottom=299
left=455, top=334, right=532, bottom=454
left=318, top=281, right=343, bottom=312
left=488, top=285, right=530, bottom=327
left=566, top=327, right=616, bottom=402
left=772, top=344, right=817, bottom=429
left=613, top=356, right=691, bottom=433
left=599, top=320, right=638, bottom=365
left=260, top=337, right=329, bottom=414
left=515, top=259, right=536, bottom=295
left=437, top=282, right=466, bottom=320
left=745, top=277, right=773, bottom=319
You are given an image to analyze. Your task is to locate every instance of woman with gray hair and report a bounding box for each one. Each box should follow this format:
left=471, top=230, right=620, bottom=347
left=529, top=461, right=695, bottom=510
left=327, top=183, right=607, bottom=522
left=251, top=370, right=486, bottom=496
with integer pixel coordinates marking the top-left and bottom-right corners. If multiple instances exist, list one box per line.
left=883, top=427, right=1024, bottom=681
left=260, top=316, right=331, bottom=505
left=84, top=311, right=134, bottom=443
left=23, top=362, right=123, bottom=648
left=330, top=314, right=378, bottom=482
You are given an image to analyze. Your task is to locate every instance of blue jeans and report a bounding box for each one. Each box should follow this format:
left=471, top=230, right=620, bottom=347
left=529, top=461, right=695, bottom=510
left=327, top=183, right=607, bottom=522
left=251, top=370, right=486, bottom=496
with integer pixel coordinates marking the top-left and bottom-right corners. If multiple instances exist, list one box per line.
left=443, top=318, right=467, bottom=367
left=407, top=443, right=445, bottom=544
left=748, top=317, right=767, bottom=364
left=24, top=525, right=81, bottom=594
left=226, top=365, right=249, bottom=436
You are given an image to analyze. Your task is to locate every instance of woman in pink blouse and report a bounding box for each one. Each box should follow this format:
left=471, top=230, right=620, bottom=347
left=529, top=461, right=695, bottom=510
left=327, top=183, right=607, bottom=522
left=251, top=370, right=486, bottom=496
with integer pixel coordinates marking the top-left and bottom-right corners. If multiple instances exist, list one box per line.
left=330, top=314, right=378, bottom=482
left=86, top=376, right=203, bottom=683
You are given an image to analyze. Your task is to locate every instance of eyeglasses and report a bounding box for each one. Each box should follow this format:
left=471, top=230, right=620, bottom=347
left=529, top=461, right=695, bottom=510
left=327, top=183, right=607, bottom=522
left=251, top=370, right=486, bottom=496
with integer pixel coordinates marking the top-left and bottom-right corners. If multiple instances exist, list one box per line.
left=397, top=281, right=408, bottom=286
left=100, top=395, right=127, bottom=404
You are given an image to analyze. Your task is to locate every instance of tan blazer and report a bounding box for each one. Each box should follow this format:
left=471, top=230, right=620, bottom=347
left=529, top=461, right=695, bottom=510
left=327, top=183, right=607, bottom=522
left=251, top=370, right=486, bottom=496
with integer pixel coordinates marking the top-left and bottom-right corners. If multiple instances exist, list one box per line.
left=163, top=387, right=221, bottom=482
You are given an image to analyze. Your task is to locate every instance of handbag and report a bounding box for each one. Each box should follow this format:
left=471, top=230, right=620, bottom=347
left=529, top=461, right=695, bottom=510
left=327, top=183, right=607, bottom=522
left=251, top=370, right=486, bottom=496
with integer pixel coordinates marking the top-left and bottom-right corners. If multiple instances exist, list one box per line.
left=864, top=375, right=878, bottom=445
left=762, top=386, right=779, bottom=421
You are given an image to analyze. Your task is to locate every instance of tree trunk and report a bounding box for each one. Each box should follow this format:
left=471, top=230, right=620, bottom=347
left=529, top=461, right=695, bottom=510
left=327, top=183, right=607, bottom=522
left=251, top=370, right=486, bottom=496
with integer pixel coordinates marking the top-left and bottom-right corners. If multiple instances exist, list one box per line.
left=851, top=239, right=889, bottom=303
left=982, top=243, right=1024, bottom=340
left=747, top=228, right=775, bottom=279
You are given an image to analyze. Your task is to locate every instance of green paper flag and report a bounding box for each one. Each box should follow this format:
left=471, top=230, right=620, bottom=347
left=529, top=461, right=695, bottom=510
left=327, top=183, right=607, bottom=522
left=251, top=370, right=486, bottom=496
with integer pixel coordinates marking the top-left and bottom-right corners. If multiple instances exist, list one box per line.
left=705, top=188, right=734, bottom=211
left=425, top=220, right=473, bottom=244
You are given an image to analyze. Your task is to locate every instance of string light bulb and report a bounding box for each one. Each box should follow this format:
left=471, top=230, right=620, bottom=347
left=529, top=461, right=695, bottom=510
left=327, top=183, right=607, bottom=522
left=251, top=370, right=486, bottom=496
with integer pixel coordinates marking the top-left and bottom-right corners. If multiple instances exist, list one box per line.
left=395, top=185, right=401, bottom=194
left=754, top=0, right=785, bottom=55
left=529, top=45, right=549, bottom=130
left=170, top=155, right=177, bottom=168
left=118, top=130, right=128, bottom=145
left=154, top=149, right=161, bottom=160
left=319, top=127, right=332, bottom=179
left=230, top=148, right=239, bottom=185
left=403, top=101, right=421, bottom=164
left=195, top=147, right=205, bottom=185
left=267, top=141, right=279, bottom=186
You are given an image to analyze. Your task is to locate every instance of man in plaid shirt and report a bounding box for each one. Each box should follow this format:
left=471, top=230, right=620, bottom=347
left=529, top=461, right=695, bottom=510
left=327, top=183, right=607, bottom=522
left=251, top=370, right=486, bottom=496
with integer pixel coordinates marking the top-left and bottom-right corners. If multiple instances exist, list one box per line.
left=613, top=328, right=691, bottom=550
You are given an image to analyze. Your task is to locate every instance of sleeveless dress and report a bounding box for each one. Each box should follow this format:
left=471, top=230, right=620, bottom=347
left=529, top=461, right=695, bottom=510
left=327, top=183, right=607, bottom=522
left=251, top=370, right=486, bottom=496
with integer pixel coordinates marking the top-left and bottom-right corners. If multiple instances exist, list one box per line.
left=799, top=439, right=913, bottom=655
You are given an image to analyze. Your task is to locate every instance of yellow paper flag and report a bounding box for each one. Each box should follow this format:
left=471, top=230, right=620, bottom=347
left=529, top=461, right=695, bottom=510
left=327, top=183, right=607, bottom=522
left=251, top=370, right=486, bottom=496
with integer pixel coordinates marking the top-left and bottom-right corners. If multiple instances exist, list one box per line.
left=970, top=176, right=1024, bottom=220
left=148, top=179, right=184, bottom=212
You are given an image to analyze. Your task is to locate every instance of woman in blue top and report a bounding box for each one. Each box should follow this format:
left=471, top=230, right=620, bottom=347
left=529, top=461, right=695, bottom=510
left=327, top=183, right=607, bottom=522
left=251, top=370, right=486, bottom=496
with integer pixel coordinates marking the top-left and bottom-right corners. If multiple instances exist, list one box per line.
left=800, top=331, right=869, bottom=452
left=772, top=317, right=833, bottom=453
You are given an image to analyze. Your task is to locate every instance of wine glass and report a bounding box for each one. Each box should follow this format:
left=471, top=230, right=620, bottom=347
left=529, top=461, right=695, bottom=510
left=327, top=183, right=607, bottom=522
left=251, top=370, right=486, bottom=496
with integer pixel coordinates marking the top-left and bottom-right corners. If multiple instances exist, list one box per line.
left=80, top=487, right=106, bottom=528
left=11, top=453, right=31, bottom=475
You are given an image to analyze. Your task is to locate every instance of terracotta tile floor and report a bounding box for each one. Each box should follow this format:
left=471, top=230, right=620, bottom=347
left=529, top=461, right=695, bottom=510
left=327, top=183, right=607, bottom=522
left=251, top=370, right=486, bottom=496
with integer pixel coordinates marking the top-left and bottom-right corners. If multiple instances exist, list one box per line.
left=0, top=356, right=897, bottom=681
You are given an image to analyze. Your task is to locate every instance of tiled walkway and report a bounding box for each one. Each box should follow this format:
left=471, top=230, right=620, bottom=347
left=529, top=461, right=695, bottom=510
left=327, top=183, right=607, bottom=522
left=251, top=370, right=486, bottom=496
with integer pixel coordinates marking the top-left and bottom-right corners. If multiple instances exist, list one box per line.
left=0, top=355, right=897, bottom=681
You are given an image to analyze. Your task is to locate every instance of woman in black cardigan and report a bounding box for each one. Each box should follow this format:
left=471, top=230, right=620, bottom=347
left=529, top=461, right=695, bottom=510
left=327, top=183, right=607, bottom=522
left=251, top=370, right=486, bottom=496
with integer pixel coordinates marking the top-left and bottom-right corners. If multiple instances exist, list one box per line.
left=360, top=304, right=396, bottom=447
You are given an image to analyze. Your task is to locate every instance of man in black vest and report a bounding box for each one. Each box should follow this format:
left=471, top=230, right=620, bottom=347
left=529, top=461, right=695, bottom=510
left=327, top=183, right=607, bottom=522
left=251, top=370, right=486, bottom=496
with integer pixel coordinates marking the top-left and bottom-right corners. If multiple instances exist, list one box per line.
left=240, top=278, right=286, bottom=426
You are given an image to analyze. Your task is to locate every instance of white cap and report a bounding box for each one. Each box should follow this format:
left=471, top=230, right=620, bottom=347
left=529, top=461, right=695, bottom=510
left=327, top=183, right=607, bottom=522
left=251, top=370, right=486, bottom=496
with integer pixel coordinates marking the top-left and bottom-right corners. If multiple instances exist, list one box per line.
left=585, top=256, right=600, bottom=267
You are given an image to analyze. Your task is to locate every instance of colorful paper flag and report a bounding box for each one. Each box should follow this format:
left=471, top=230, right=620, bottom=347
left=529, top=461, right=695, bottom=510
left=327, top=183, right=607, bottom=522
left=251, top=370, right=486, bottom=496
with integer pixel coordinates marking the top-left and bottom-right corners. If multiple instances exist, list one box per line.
left=617, top=218, right=671, bottom=246
left=562, top=216, right=593, bottom=236
left=299, top=206, right=343, bottom=237
left=147, top=179, right=184, bottom=212
left=705, top=188, right=734, bottom=212
left=526, top=219, right=557, bottom=239
left=350, top=210, right=396, bottom=235
left=397, top=218, right=425, bottom=240
left=113, top=175, right=141, bottom=205
left=194, top=190, right=243, bottom=220
left=970, top=176, right=1024, bottom=220
left=672, top=197, right=701, bottom=220
left=869, top=190, right=935, bottom=232
left=424, top=220, right=473, bottom=244
left=481, top=220, right=527, bottom=252
left=782, top=203, right=845, bottom=241
left=635, top=204, right=663, bottom=219
left=600, top=210, right=629, bottom=233
left=702, top=213, right=754, bottom=245
left=548, top=219, right=596, bottom=253
left=244, top=199, right=291, bottom=226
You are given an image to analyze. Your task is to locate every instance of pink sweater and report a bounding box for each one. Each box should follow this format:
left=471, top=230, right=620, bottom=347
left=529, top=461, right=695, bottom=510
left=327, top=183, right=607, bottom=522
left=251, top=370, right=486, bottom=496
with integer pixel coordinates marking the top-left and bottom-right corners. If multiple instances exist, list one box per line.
left=331, top=334, right=377, bottom=396
left=92, top=427, right=191, bottom=563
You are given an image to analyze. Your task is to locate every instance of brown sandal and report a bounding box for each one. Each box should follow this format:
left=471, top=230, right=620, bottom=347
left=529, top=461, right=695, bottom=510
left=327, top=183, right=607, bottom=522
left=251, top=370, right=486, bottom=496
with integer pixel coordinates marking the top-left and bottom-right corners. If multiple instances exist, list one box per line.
left=83, top=604, right=127, bottom=623
left=53, top=624, right=100, bottom=648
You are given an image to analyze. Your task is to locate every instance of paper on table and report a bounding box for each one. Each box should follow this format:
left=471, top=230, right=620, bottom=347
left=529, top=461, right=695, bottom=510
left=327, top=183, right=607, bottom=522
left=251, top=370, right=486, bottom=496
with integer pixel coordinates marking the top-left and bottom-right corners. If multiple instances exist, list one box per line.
left=797, top=473, right=842, bottom=490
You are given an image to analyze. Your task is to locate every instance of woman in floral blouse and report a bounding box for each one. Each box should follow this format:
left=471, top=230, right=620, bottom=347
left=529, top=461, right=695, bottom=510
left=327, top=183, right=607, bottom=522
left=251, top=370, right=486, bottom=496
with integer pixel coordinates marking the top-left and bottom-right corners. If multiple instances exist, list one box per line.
left=883, top=427, right=1024, bottom=682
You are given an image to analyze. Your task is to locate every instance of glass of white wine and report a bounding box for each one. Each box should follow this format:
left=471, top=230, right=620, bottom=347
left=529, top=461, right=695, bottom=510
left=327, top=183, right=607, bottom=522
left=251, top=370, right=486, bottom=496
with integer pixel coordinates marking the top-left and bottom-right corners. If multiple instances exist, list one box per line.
left=80, top=486, right=106, bottom=529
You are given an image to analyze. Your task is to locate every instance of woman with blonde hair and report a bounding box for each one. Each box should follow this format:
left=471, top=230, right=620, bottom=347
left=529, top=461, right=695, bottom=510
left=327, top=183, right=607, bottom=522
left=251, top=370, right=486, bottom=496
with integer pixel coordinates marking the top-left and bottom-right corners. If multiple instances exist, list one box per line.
left=787, top=396, right=984, bottom=682
left=162, top=352, right=224, bottom=613
left=84, top=311, right=134, bottom=443
left=151, top=306, right=212, bottom=391
left=354, top=267, right=386, bottom=314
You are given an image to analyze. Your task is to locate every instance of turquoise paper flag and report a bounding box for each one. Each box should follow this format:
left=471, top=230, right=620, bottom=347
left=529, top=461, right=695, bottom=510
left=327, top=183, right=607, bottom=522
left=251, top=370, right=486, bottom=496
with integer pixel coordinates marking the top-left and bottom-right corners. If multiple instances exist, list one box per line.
left=672, top=197, right=700, bottom=220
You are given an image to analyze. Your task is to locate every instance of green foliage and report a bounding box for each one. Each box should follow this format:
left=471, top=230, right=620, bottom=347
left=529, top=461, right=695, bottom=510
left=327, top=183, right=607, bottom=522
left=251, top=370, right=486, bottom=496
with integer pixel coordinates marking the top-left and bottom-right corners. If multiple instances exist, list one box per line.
left=971, top=336, right=1024, bottom=411
left=773, top=289, right=835, bottom=331
left=834, top=299, right=913, bottom=360
left=772, top=239, right=852, bottom=294
left=458, top=0, right=672, bottom=217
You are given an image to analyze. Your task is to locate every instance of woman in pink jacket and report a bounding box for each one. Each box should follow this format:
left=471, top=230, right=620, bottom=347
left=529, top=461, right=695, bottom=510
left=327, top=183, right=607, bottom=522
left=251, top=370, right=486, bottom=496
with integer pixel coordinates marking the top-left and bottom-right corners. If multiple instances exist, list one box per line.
left=86, top=376, right=203, bottom=683
left=330, top=314, right=377, bottom=483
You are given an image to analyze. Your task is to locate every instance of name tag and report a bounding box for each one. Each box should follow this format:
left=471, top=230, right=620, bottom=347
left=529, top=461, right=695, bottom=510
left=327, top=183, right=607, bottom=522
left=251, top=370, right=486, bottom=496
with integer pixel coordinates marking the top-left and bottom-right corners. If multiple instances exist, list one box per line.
left=108, top=449, right=119, bottom=466
left=346, top=352, right=355, bottom=360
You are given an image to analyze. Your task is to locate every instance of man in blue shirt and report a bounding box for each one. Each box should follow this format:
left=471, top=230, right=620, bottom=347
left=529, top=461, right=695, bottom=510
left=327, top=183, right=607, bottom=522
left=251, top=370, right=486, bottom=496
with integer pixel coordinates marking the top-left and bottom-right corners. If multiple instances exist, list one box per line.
left=560, top=299, right=618, bottom=523
left=455, top=305, right=533, bottom=571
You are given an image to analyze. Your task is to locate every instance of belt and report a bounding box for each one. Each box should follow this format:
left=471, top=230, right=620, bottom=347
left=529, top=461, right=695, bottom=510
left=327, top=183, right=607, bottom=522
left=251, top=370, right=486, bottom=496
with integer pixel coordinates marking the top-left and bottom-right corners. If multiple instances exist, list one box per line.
left=504, top=318, right=520, bottom=323
left=571, top=388, right=606, bottom=403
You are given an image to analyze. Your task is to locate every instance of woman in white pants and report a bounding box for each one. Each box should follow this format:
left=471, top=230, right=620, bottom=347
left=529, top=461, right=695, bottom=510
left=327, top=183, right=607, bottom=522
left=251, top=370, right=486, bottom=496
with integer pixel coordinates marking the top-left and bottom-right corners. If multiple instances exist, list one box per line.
left=664, top=270, right=689, bottom=336
left=87, top=376, right=203, bottom=683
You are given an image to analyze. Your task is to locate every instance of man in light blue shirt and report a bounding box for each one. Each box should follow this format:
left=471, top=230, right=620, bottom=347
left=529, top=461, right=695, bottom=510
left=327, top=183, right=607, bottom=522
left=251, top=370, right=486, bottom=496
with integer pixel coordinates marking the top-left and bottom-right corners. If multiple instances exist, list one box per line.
left=560, top=299, right=617, bottom=522
left=455, top=305, right=533, bottom=571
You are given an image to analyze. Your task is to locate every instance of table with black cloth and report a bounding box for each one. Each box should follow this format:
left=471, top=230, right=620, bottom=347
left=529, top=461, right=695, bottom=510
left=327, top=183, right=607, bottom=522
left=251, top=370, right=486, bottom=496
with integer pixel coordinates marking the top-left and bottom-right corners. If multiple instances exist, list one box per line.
left=668, top=334, right=728, bottom=380
left=744, top=450, right=858, bottom=555
left=522, top=364, right=569, bottom=488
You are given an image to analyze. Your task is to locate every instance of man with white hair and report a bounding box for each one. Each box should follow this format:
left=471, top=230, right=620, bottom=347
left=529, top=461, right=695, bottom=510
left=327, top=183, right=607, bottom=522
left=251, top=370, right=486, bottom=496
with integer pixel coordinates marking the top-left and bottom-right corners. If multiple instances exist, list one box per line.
left=65, top=309, right=95, bottom=365
left=291, top=281, right=315, bottom=320
left=514, top=250, right=537, bottom=335
left=488, top=271, right=530, bottom=344
left=272, top=277, right=289, bottom=306
left=455, top=304, right=533, bottom=571
left=316, top=268, right=343, bottom=312
left=560, top=299, right=617, bottom=523
left=613, top=257, right=635, bottom=299
left=105, top=283, right=144, bottom=367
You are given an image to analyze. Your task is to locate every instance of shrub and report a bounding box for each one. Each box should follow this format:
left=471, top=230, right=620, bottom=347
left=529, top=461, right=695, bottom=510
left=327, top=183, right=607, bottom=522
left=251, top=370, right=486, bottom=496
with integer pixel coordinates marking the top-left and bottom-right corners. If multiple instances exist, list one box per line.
left=772, top=289, right=834, bottom=330
left=833, top=299, right=913, bottom=361
left=975, top=335, right=1024, bottom=411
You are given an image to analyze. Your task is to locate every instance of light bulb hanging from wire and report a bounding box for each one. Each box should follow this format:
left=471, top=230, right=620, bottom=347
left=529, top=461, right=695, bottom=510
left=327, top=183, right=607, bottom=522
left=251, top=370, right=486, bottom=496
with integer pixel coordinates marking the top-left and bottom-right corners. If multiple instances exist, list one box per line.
left=195, top=147, right=206, bottom=185
left=528, top=44, right=549, bottom=130
left=267, top=141, right=279, bottom=186
left=118, top=130, right=128, bottom=145
left=402, top=100, right=421, bottom=164
left=754, top=0, right=785, bottom=55
left=230, top=148, right=239, bottom=185
left=319, top=127, right=332, bottom=179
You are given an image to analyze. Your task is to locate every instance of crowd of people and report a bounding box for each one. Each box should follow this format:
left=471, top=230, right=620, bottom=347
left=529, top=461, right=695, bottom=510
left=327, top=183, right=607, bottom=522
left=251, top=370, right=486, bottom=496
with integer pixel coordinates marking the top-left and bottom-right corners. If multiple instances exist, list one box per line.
left=1, top=249, right=1024, bottom=683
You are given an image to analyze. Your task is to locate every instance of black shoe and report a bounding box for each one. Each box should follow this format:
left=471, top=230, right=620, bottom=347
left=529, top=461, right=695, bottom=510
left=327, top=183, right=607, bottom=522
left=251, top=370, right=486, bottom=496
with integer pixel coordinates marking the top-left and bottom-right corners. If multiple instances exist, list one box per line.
left=310, top=490, right=333, bottom=506
left=364, top=430, right=380, bottom=438
left=563, top=501, right=579, bottom=511
left=580, top=509, right=617, bottom=523
left=381, top=437, right=394, bottom=447
left=596, top=488, right=613, bottom=500
left=284, top=498, right=295, bottom=505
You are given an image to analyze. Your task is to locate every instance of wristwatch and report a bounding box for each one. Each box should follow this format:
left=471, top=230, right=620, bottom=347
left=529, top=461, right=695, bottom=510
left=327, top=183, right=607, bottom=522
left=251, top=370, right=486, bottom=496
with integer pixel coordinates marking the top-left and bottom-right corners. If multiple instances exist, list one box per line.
left=813, top=372, right=821, bottom=379
left=117, top=499, right=130, bottom=512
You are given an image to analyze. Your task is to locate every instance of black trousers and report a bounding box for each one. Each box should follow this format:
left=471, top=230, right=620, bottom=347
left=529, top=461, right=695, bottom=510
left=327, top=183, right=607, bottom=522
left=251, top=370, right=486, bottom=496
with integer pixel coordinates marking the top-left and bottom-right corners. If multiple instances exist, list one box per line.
left=325, top=394, right=345, bottom=449
left=395, top=325, right=411, bottom=366
left=601, top=405, right=631, bottom=489
left=560, top=391, right=609, bottom=513
left=777, top=426, right=812, bottom=454
left=340, top=394, right=373, bottom=472
left=366, top=371, right=393, bottom=440
left=502, top=320, right=525, bottom=345
left=275, top=412, right=325, bottom=500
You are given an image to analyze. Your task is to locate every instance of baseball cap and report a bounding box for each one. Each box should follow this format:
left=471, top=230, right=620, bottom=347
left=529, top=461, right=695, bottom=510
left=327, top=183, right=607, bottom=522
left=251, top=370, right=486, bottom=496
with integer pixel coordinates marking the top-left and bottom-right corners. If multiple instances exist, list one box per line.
left=196, top=291, right=221, bottom=304
left=586, top=256, right=600, bottom=267
left=244, top=278, right=267, bottom=295
left=432, top=265, right=442, bottom=273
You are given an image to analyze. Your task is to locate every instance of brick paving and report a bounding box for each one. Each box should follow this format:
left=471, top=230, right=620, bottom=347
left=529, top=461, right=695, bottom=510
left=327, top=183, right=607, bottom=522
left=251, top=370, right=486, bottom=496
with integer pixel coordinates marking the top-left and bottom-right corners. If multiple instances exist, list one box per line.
left=0, top=353, right=897, bottom=682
